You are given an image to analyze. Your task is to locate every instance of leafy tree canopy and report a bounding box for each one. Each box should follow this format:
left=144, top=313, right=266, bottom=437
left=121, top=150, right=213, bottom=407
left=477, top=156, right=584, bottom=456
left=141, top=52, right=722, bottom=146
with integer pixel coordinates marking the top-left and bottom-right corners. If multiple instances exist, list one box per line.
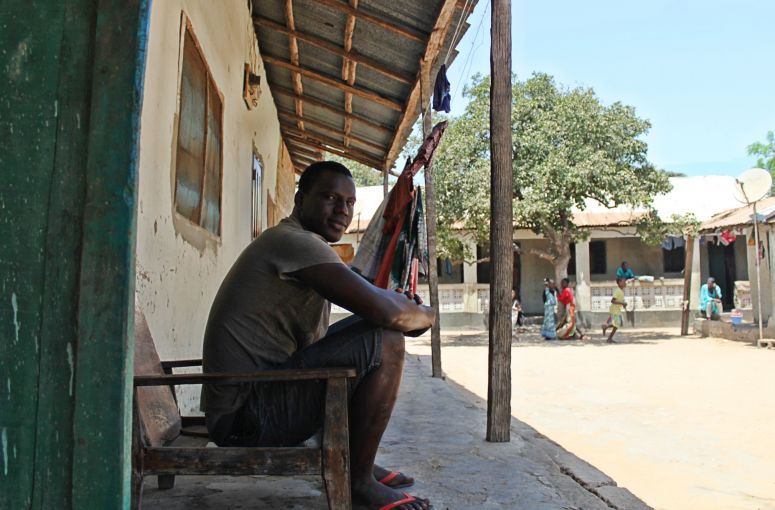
left=434, top=73, right=672, bottom=279
left=747, top=131, right=775, bottom=178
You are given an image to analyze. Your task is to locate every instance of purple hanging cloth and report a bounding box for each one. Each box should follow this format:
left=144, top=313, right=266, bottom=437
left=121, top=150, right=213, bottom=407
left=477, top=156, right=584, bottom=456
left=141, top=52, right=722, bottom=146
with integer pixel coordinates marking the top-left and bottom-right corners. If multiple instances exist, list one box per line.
left=432, top=64, right=451, bottom=113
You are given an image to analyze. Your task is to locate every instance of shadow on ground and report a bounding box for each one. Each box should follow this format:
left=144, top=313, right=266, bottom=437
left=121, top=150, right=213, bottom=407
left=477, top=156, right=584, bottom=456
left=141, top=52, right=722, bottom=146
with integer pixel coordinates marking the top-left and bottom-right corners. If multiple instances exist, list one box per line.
left=142, top=352, right=651, bottom=510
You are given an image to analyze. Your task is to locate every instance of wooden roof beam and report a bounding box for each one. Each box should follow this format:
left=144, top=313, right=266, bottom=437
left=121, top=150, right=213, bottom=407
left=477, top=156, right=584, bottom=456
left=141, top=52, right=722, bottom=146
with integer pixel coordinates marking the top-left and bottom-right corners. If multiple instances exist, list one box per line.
left=277, top=110, right=384, bottom=152
left=282, top=129, right=384, bottom=169
left=283, top=0, right=304, bottom=131
left=382, top=0, right=459, bottom=171
left=262, top=54, right=403, bottom=111
left=342, top=0, right=358, bottom=148
left=284, top=142, right=324, bottom=159
left=282, top=126, right=383, bottom=163
left=309, top=0, right=427, bottom=44
left=253, top=16, right=413, bottom=85
left=271, top=85, right=393, bottom=134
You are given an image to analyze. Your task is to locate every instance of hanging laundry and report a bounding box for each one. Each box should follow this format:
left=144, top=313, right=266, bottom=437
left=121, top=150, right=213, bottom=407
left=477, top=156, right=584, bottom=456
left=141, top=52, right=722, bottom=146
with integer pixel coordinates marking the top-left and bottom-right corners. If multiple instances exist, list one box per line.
left=719, top=230, right=737, bottom=246
left=432, top=64, right=451, bottom=113
left=351, top=121, right=448, bottom=293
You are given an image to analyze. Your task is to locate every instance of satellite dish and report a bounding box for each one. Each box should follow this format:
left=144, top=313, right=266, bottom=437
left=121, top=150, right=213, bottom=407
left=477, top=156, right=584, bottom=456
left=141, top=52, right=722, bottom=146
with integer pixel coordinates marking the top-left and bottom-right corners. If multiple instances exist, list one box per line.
left=733, top=168, right=772, bottom=204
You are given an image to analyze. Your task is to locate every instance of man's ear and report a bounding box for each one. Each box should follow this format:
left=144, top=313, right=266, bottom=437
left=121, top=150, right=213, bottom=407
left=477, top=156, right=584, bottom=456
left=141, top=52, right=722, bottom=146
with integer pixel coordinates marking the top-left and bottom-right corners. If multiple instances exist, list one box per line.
left=294, top=190, right=303, bottom=207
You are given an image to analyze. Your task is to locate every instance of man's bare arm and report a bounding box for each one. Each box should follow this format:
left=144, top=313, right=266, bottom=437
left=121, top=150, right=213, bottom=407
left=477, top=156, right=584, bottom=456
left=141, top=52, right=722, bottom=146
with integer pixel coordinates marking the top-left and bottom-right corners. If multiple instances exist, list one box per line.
left=290, top=263, right=434, bottom=333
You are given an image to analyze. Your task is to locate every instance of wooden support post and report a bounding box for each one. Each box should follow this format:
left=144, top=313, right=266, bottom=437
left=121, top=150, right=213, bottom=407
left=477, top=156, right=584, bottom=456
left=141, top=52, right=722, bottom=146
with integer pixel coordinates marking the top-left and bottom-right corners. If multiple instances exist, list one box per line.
left=680, top=235, right=694, bottom=335
left=487, top=0, right=513, bottom=443
left=423, top=109, right=443, bottom=378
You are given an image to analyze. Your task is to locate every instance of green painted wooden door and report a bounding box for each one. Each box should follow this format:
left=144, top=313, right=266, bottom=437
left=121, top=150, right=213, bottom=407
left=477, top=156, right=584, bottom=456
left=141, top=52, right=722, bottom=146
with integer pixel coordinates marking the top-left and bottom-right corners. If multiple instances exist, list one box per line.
left=0, top=1, right=151, bottom=508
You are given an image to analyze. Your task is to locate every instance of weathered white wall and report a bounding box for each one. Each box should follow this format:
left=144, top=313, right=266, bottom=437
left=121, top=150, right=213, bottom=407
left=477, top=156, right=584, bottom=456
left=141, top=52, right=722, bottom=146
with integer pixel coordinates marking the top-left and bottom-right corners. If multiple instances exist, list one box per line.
left=134, top=0, right=290, bottom=413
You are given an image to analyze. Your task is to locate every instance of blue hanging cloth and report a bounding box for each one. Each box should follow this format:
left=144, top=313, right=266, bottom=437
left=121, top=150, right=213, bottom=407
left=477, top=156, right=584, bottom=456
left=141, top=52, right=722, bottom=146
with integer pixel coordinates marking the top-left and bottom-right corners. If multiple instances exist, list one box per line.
left=433, top=64, right=451, bottom=113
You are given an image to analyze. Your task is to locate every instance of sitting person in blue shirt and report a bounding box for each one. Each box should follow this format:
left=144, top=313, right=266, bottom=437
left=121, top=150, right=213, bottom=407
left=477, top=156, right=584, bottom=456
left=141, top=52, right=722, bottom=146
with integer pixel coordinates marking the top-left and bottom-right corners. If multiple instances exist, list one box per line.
left=699, top=277, right=723, bottom=320
left=616, top=261, right=636, bottom=280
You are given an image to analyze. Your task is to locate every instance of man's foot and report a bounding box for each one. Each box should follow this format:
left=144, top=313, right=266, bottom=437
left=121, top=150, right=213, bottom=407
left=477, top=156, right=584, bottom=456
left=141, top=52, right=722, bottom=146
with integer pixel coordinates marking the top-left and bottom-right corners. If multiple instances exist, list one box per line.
left=606, top=338, right=616, bottom=343
left=353, top=476, right=430, bottom=510
left=374, top=465, right=414, bottom=489
left=601, top=324, right=607, bottom=336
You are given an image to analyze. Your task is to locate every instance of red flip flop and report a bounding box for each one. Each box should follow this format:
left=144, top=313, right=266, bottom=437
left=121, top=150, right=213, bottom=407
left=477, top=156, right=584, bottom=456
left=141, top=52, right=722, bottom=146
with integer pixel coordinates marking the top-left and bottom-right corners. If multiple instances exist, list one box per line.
left=378, top=492, right=432, bottom=510
left=378, top=470, right=414, bottom=489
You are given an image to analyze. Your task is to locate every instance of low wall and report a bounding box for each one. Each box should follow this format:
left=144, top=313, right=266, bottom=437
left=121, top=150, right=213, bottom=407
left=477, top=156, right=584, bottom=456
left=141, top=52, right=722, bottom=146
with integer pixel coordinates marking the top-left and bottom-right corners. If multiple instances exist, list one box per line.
left=694, top=316, right=773, bottom=345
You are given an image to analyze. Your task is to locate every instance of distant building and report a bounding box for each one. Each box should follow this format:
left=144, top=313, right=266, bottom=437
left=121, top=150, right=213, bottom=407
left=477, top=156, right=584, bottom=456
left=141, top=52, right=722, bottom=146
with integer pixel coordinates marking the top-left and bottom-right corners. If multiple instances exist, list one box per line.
left=340, top=177, right=752, bottom=327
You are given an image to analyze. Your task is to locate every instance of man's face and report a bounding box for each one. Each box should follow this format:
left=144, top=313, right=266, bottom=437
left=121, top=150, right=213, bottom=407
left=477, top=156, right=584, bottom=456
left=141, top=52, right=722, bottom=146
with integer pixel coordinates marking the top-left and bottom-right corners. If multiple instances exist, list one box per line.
left=708, top=280, right=715, bottom=290
left=296, top=171, right=356, bottom=243
left=618, top=279, right=627, bottom=289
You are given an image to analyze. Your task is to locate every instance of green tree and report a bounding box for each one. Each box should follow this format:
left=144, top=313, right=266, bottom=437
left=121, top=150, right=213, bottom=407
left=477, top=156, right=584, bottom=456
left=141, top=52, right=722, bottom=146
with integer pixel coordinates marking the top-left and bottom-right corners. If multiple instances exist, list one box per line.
left=325, top=154, right=384, bottom=187
left=747, top=131, right=775, bottom=180
left=434, top=73, right=672, bottom=281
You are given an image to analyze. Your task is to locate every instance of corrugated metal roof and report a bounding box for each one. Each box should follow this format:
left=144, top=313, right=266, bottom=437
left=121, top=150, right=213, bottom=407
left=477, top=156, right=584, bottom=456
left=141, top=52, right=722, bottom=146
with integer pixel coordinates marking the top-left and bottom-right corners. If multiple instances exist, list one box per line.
left=252, top=0, right=477, bottom=174
left=700, top=195, right=775, bottom=232
left=574, top=176, right=745, bottom=226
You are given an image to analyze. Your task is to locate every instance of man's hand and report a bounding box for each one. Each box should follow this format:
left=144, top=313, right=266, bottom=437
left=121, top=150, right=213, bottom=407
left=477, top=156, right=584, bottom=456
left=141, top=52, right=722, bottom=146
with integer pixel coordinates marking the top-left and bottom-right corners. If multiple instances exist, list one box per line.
left=395, top=287, right=423, bottom=305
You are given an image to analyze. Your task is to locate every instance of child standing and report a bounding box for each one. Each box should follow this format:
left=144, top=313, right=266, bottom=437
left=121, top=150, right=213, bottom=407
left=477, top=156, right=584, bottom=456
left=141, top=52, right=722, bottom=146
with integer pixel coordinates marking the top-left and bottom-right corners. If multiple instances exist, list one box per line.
left=602, top=277, right=627, bottom=343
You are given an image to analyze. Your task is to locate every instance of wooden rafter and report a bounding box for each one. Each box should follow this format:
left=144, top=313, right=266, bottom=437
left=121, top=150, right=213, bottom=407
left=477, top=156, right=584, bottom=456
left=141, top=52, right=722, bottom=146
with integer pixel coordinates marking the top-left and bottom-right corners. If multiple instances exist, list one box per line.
left=262, top=54, right=403, bottom=111
left=272, top=85, right=393, bottom=134
left=309, top=0, right=427, bottom=43
left=382, top=0, right=459, bottom=170
left=253, top=16, right=412, bottom=85
left=282, top=126, right=382, bottom=163
left=284, top=142, right=324, bottom=159
left=277, top=111, right=384, bottom=152
left=282, top=129, right=384, bottom=169
left=342, top=0, right=357, bottom=148
left=283, top=0, right=304, bottom=131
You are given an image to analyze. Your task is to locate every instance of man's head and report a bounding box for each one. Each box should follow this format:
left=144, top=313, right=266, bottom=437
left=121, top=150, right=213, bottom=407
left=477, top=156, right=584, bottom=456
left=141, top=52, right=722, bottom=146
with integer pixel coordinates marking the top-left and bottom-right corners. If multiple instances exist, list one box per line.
left=616, top=277, right=627, bottom=289
left=294, top=161, right=356, bottom=242
left=561, top=278, right=570, bottom=289
left=621, top=261, right=629, bottom=270
left=707, top=277, right=716, bottom=289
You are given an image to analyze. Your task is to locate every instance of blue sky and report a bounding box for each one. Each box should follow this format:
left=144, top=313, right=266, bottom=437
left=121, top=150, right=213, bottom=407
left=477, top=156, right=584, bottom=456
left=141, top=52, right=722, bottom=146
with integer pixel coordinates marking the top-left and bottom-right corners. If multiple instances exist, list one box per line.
left=444, top=0, right=775, bottom=177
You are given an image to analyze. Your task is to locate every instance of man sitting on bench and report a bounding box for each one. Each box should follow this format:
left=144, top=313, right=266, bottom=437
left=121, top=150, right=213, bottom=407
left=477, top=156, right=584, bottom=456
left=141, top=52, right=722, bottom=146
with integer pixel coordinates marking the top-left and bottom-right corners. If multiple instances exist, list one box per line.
left=201, top=161, right=435, bottom=510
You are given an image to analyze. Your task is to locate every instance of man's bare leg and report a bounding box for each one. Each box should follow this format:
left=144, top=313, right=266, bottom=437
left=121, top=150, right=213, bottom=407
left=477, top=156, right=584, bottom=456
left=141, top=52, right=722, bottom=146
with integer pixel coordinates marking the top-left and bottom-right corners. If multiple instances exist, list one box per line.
left=607, top=326, right=618, bottom=343
left=349, top=329, right=428, bottom=509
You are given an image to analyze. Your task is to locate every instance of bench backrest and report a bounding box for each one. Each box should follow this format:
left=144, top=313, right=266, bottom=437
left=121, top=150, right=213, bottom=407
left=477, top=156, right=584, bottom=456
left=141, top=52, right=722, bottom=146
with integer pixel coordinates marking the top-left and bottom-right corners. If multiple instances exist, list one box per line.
left=134, top=310, right=182, bottom=447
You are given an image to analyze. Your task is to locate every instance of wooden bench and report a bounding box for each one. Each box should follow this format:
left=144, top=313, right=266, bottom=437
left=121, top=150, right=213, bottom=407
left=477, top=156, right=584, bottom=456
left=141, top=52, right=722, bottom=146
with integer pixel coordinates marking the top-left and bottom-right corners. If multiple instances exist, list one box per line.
left=131, top=310, right=356, bottom=509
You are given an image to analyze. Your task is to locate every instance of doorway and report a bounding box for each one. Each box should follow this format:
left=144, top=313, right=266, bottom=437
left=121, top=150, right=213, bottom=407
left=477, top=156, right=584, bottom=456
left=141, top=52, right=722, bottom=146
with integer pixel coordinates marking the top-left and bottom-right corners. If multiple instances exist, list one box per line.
left=707, top=241, right=737, bottom=311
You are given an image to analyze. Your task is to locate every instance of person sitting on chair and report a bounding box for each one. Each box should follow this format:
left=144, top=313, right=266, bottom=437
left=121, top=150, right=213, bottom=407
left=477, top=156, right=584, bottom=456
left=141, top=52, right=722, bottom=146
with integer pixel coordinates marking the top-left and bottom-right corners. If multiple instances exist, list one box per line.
left=201, top=161, right=434, bottom=510
left=699, top=277, right=723, bottom=320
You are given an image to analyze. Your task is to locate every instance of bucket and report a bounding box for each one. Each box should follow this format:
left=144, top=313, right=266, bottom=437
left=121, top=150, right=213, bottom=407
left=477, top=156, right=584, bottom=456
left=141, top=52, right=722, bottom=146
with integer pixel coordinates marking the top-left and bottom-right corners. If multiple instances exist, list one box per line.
left=730, top=312, right=743, bottom=325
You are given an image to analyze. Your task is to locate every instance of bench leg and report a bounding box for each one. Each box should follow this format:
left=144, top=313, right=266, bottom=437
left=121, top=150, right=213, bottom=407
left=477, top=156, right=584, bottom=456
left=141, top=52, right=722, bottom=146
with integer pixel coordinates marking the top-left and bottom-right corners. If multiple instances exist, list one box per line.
left=322, top=377, right=351, bottom=510
left=157, top=474, right=175, bottom=490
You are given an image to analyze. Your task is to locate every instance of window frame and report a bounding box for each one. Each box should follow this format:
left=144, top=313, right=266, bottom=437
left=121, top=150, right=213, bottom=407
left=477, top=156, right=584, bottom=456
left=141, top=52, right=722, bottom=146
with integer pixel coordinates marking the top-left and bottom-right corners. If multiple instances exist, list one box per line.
left=173, top=16, right=224, bottom=238
left=662, top=245, right=686, bottom=273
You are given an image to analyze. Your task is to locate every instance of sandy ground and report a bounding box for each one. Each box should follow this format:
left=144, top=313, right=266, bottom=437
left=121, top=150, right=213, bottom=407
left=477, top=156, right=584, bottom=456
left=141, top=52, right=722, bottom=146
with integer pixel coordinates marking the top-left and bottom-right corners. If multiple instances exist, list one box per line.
left=407, top=326, right=775, bottom=510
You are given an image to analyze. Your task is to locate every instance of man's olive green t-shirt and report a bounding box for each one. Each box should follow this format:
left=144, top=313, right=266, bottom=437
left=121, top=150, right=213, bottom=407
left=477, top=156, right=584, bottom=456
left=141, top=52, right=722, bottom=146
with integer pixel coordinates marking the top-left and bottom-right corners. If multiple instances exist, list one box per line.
left=200, top=214, right=344, bottom=429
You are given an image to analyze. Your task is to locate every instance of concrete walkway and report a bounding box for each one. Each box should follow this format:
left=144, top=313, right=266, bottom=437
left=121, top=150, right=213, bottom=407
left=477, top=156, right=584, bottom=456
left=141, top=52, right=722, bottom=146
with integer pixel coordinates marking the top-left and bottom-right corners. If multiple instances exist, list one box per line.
left=142, top=353, right=648, bottom=509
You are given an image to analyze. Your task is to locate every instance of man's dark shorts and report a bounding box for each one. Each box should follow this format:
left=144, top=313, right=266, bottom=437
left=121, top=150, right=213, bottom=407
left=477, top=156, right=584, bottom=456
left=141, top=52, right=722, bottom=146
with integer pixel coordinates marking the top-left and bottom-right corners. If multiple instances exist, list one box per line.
left=213, top=316, right=382, bottom=447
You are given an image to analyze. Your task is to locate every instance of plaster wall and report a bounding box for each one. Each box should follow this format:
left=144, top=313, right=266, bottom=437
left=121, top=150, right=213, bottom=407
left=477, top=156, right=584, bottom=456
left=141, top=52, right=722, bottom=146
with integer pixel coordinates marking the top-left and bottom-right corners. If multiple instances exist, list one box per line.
left=134, top=0, right=289, bottom=413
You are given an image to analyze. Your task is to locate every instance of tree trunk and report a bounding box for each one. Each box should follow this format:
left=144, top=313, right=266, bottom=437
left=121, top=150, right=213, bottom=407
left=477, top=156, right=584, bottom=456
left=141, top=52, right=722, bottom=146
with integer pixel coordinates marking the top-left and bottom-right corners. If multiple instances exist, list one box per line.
left=486, top=0, right=513, bottom=443
left=553, top=254, right=570, bottom=284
